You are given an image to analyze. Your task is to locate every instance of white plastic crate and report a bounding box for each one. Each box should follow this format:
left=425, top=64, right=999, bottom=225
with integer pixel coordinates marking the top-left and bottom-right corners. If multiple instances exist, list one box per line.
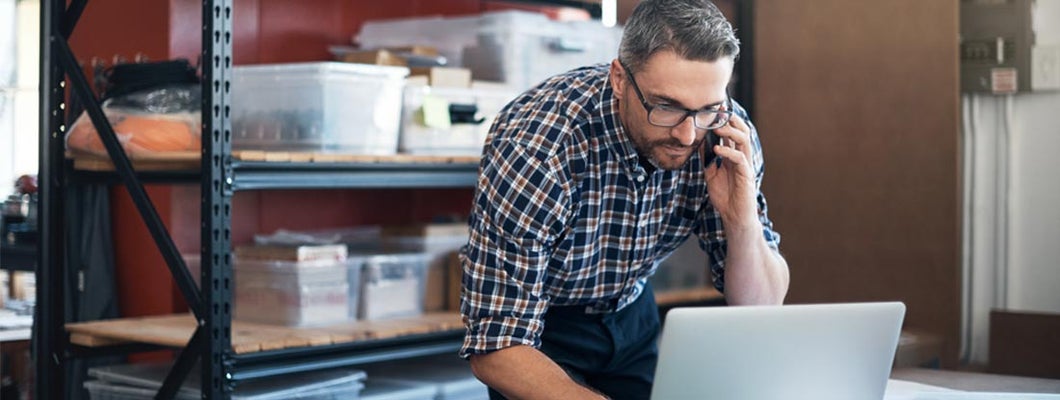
left=232, top=62, right=408, bottom=154
left=400, top=84, right=517, bottom=156
left=235, top=258, right=350, bottom=326
left=363, top=355, right=489, bottom=400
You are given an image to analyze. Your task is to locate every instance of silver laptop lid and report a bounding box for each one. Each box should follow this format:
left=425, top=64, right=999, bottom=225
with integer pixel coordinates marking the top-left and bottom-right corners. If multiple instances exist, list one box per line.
left=651, top=302, right=906, bottom=400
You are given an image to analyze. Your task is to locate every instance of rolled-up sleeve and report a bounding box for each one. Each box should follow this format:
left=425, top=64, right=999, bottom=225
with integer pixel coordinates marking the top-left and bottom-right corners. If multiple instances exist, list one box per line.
left=695, top=103, right=782, bottom=293
left=459, top=113, right=572, bottom=358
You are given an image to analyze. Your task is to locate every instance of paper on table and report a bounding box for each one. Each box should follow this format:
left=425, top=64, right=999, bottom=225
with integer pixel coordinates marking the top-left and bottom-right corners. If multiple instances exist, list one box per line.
left=886, top=379, right=960, bottom=400
left=886, top=379, right=1060, bottom=400
left=910, top=393, right=1060, bottom=399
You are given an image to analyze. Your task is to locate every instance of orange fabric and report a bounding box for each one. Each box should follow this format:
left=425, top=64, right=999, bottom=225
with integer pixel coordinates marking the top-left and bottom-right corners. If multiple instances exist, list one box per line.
left=67, top=111, right=200, bottom=156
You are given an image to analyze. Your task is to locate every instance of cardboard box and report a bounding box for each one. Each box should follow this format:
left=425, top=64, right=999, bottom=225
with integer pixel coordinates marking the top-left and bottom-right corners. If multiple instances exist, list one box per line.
left=385, top=45, right=439, bottom=57
left=340, top=49, right=407, bottom=66
left=409, top=67, right=472, bottom=88
left=447, top=251, right=462, bottom=312
left=337, top=46, right=440, bottom=67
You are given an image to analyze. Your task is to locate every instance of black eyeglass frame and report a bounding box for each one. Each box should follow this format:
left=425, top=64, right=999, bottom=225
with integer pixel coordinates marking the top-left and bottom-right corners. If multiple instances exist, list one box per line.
left=620, top=62, right=734, bottom=131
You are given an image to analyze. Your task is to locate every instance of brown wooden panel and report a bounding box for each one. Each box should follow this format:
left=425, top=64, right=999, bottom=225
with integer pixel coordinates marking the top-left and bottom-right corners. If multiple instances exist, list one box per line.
left=754, top=0, right=961, bottom=367
left=989, top=310, right=1060, bottom=379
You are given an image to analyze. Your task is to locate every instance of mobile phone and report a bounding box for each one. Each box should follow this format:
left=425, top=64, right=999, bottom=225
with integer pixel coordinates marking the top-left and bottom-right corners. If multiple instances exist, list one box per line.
left=705, top=129, right=722, bottom=169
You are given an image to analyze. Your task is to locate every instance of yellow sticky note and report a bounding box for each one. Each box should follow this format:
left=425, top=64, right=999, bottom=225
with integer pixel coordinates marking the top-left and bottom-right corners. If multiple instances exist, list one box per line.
left=421, top=95, right=451, bottom=130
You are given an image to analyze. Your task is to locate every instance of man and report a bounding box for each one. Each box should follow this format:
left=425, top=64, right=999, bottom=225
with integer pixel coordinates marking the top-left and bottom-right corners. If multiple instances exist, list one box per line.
left=460, top=1, right=790, bottom=399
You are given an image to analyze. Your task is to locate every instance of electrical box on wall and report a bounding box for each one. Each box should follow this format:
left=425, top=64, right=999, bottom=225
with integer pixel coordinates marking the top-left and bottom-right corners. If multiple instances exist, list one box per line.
left=961, top=0, right=1060, bottom=93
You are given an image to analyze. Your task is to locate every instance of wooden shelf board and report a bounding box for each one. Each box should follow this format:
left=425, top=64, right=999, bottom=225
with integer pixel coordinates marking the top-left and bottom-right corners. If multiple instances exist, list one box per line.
left=67, top=150, right=479, bottom=171
left=66, top=312, right=463, bottom=354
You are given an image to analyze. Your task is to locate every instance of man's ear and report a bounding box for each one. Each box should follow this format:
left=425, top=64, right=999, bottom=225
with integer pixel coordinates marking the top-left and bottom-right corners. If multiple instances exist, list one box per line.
left=609, top=59, right=625, bottom=100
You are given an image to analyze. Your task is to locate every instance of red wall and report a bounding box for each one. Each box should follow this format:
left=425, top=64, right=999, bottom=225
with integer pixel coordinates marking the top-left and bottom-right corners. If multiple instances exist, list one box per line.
left=71, top=0, right=490, bottom=321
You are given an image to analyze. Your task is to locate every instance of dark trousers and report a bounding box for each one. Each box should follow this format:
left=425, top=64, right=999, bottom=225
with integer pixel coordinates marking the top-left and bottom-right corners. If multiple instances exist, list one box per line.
left=488, top=284, right=661, bottom=400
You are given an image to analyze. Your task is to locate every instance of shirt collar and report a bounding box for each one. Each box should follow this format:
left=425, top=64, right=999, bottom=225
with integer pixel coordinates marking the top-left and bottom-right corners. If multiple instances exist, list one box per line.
left=597, top=71, right=644, bottom=170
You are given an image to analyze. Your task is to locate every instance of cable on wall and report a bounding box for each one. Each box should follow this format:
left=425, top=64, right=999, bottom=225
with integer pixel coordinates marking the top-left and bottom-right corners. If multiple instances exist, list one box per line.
left=995, top=93, right=1014, bottom=310
left=959, top=93, right=977, bottom=364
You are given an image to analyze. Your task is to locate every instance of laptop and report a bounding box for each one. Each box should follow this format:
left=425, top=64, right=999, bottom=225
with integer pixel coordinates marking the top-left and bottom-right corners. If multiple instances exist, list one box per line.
left=651, top=302, right=906, bottom=400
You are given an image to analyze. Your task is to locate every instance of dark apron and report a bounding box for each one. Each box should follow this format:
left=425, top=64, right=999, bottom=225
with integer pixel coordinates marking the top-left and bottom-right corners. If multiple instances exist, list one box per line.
left=488, top=283, right=661, bottom=400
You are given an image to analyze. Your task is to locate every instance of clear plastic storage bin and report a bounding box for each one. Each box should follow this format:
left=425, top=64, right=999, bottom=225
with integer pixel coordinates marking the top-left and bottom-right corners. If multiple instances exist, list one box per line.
left=232, top=62, right=408, bottom=154
left=86, top=363, right=366, bottom=400
left=363, top=355, right=489, bottom=400
left=349, top=253, right=431, bottom=320
left=356, top=14, right=484, bottom=68
left=360, top=380, right=437, bottom=400
left=235, top=258, right=349, bottom=326
left=462, top=12, right=622, bottom=90
left=357, top=11, right=622, bottom=90
left=400, top=84, right=517, bottom=155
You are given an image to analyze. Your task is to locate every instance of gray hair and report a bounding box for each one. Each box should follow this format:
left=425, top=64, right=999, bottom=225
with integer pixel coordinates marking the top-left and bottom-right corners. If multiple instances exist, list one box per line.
left=618, top=0, right=740, bottom=73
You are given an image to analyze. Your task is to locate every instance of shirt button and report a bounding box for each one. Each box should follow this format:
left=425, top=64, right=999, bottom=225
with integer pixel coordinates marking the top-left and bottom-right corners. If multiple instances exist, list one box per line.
left=636, top=175, right=645, bottom=183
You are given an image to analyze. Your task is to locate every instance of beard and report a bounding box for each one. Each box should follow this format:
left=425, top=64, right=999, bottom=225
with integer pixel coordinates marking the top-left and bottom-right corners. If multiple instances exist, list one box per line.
left=634, top=136, right=705, bottom=170
left=619, top=96, right=705, bottom=171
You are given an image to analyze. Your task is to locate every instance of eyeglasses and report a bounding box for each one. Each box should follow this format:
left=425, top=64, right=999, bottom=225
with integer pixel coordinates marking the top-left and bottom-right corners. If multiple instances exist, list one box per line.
left=620, top=62, right=733, bottom=130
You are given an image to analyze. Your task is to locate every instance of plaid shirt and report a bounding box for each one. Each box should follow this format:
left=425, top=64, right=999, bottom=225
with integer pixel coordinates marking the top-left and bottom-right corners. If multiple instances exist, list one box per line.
left=460, top=64, right=781, bottom=357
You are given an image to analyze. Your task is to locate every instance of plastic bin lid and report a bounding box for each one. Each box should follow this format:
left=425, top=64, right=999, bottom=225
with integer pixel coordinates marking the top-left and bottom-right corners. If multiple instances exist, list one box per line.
left=83, top=379, right=365, bottom=400
left=235, top=258, right=347, bottom=273
left=350, top=252, right=433, bottom=264
left=83, top=380, right=199, bottom=400
left=360, top=380, right=437, bottom=400
left=88, top=363, right=366, bottom=400
left=234, top=61, right=409, bottom=79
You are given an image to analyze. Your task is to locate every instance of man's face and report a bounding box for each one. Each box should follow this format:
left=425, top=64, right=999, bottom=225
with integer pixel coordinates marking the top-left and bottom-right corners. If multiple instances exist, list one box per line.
left=610, top=51, right=734, bottom=170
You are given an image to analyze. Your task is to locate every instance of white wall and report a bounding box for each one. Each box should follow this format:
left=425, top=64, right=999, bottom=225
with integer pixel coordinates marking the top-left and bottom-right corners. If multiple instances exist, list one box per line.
left=1006, top=92, right=1060, bottom=311
left=1010, top=0, right=1060, bottom=313
left=963, top=0, right=1060, bottom=365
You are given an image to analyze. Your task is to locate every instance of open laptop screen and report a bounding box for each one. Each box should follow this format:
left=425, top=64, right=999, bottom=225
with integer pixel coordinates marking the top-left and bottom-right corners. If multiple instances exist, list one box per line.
left=651, top=302, right=906, bottom=400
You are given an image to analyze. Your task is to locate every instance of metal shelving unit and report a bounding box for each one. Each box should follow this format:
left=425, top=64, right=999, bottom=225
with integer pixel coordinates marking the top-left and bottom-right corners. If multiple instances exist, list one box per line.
left=34, top=1, right=476, bottom=399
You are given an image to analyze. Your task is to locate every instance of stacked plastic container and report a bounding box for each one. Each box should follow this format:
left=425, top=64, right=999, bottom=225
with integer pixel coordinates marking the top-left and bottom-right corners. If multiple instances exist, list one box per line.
left=351, top=253, right=431, bottom=320
left=360, top=380, right=437, bottom=400
left=231, top=62, right=409, bottom=154
left=234, top=244, right=351, bottom=326
left=383, top=223, right=469, bottom=312
left=362, top=355, right=489, bottom=400
left=357, top=11, right=623, bottom=91
left=250, top=227, right=444, bottom=322
left=83, top=363, right=366, bottom=400
left=235, top=258, right=352, bottom=326
left=463, top=11, right=623, bottom=90
left=399, top=83, right=517, bottom=156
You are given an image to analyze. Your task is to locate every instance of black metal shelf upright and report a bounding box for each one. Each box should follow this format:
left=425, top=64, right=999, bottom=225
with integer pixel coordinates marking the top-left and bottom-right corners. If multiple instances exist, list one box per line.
left=35, top=1, right=474, bottom=399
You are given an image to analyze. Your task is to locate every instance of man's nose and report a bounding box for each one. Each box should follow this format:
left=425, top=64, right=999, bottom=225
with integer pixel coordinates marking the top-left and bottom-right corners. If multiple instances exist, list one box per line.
left=670, top=115, right=698, bottom=146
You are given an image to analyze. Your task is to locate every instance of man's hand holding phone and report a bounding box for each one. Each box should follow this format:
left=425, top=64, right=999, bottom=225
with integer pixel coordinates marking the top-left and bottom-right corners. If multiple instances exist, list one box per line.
left=704, top=114, right=761, bottom=231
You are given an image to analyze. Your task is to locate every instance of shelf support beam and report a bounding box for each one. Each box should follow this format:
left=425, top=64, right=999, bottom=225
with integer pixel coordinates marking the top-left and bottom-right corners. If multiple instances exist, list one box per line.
left=156, top=326, right=205, bottom=400
left=202, top=0, right=235, bottom=398
left=35, top=0, right=68, bottom=398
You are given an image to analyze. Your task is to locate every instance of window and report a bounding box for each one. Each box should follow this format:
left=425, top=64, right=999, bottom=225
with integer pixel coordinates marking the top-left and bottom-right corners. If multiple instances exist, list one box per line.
left=0, top=0, right=39, bottom=191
